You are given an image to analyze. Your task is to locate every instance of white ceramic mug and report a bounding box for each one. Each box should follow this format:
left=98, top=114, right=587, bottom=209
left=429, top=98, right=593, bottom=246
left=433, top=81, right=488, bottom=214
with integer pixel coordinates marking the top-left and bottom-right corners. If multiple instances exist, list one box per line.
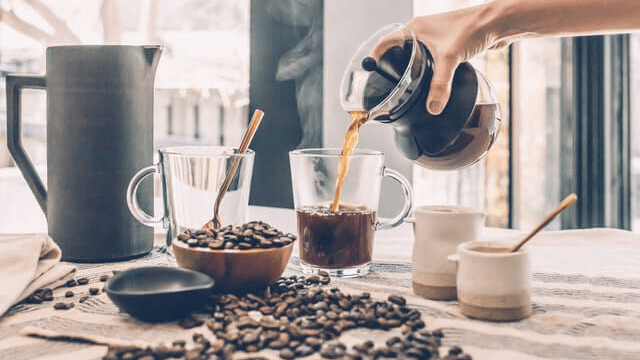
left=408, top=205, right=486, bottom=300
left=448, top=240, right=532, bottom=321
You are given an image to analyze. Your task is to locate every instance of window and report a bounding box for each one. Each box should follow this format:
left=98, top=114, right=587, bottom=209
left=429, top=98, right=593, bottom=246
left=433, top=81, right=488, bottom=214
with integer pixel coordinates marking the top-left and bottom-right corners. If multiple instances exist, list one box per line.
left=631, top=34, right=640, bottom=231
left=0, top=0, right=636, bottom=233
left=511, top=39, right=563, bottom=230
left=0, top=0, right=250, bottom=232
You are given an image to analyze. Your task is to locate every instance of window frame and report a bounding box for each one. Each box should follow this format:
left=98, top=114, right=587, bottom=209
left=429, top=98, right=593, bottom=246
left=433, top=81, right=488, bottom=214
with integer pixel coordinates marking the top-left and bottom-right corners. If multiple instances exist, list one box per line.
left=558, top=35, right=631, bottom=229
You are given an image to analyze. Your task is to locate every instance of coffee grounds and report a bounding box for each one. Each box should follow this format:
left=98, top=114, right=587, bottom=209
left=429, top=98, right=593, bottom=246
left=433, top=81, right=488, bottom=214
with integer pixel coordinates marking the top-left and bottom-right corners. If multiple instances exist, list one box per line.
left=176, top=221, right=296, bottom=250
left=102, top=274, right=473, bottom=360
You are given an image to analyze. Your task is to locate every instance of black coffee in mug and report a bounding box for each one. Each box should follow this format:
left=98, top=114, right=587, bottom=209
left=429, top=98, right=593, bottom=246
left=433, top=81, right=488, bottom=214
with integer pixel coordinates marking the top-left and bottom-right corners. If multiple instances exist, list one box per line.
left=297, top=205, right=375, bottom=268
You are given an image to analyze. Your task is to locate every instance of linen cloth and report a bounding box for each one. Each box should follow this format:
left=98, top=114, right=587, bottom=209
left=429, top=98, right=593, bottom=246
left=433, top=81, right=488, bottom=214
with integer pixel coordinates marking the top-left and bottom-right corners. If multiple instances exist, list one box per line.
left=1, top=206, right=639, bottom=360
left=0, top=234, right=76, bottom=316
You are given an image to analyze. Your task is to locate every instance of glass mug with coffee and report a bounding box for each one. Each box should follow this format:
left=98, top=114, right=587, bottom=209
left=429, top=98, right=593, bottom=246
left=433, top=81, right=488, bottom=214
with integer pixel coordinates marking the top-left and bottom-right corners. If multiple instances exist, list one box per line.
left=289, top=148, right=413, bottom=278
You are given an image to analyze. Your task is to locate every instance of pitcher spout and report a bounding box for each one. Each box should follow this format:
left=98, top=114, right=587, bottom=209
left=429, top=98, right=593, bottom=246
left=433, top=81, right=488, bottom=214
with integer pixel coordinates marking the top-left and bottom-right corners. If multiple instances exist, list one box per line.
left=143, top=45, right=162, bottom=77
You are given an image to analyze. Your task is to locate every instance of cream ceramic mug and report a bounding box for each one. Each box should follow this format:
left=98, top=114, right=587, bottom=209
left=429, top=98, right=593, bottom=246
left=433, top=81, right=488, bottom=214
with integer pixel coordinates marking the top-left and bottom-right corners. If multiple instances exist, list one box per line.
left=408, top=205, right=486, bottom=300
left=448, top=240, right=532, bottom=321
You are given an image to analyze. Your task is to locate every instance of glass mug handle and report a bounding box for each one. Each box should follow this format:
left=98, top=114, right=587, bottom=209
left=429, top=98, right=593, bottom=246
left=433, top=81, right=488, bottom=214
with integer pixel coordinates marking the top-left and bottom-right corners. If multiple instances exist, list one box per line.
left=375, top=167, right=414, bottom=230
left=126, top=164, right=165, bottom=227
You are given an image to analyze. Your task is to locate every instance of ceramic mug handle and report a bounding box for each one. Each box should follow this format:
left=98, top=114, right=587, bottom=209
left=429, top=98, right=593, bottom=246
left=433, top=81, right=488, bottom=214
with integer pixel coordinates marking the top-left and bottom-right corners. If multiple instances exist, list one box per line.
left=127, top=164, right=166, bottom=227
left=375, top=167, right=414, bottom=230
left=447, top=254, right=460, bottom=263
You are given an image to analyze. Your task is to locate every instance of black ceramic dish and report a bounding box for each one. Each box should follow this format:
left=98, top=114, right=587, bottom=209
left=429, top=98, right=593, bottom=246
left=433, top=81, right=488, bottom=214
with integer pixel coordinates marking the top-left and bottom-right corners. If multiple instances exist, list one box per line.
left=104, top=266, right=214, bottom=322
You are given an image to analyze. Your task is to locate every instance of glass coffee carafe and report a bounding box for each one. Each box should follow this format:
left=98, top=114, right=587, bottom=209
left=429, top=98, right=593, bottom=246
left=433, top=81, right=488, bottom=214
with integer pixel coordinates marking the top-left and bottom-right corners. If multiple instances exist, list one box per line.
left=340, top=24, right=501, bottom=170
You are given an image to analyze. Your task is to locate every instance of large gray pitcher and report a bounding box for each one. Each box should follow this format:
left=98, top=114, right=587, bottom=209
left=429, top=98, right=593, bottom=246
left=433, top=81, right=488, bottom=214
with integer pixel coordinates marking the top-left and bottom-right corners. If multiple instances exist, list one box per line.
left=5, top=45, right=162, bottom=262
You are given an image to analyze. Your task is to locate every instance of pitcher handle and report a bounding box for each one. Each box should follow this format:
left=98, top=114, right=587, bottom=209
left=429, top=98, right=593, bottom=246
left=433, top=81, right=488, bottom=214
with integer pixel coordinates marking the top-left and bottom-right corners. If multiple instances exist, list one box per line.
left=126, top=164, right=164, bottom=227
left=376, top=167, right=414, bottom=230
left=6, top=75, right=47, bottom=216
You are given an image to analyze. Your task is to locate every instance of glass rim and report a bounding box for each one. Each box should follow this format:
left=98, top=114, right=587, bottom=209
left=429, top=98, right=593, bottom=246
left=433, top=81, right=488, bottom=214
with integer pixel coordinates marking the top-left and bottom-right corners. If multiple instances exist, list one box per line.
left=289, top=148, right=384, bottom=157
left=159, top=146, right=255, bottom=157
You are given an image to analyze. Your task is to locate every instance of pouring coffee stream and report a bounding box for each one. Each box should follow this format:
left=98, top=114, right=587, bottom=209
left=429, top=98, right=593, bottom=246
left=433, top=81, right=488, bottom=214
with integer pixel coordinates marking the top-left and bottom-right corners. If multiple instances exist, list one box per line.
left=202, top=109, right=264, bottom=230
left=330, top=57, right=398, bottom=212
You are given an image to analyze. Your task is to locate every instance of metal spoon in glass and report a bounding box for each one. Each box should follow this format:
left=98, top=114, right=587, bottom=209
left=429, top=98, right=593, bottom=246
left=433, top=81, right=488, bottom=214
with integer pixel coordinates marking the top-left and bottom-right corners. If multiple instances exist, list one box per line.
left=507, top=193, right=578, bottom=253
left=202, top=109, right=264, bottom=230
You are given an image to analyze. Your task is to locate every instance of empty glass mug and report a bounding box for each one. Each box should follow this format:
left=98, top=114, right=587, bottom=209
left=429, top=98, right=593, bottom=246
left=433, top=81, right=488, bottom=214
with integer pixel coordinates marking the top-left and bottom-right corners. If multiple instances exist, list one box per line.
left=289, top=148, right=413, bottom=277
left=127, top=146, right=255, bottom=248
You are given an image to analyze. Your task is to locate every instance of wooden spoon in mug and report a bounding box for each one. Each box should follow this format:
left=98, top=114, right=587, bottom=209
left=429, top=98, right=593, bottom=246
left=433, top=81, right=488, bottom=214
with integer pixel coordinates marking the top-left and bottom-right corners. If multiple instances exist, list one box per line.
left=507, top=193, right=578, bottom=253
left=202, top=109, right=264, bottom=230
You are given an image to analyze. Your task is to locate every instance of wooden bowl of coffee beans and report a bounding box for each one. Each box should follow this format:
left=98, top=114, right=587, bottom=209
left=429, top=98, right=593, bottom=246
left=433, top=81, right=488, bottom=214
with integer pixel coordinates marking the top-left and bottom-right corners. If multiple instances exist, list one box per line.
left=172, top=221, right=295, bottom=292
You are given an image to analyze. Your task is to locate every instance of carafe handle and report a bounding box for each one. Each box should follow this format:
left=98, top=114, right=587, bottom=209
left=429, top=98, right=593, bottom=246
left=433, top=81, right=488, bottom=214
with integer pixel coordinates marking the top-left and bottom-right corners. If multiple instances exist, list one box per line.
left=5, top=75, right=47, bottom=216
left=375, top=167, right=414, bottom=230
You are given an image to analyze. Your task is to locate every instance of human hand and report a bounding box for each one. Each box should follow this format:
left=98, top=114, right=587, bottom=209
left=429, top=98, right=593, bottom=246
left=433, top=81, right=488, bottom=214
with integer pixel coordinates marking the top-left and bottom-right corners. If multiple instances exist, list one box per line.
left=409, top=6, right=508, bottom=115
left=374, top=5, right=506, bottom=115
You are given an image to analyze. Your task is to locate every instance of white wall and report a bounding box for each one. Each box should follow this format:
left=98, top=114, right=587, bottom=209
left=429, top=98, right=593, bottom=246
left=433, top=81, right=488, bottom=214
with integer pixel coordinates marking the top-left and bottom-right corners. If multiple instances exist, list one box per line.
left=324, top=0, right=414, bottom=217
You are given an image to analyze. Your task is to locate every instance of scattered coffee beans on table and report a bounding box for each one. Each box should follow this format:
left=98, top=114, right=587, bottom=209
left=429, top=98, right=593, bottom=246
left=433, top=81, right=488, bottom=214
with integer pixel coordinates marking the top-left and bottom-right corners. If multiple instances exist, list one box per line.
left=24, top=288, right=53, bottom=304
left=176, top=221, right=296, bottom=250
left=102, top=274, right=473, bottom=360
left=53, top=302, right=74, bottom=310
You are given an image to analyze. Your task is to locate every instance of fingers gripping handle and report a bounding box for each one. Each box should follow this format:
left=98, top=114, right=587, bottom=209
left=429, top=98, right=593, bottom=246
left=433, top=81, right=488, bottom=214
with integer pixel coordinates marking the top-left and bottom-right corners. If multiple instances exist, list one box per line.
left=6, top=75, right=47, bottom=215
left=127, top=164, right=164, bottom=227
left=376, top=167, right=414, bottom=230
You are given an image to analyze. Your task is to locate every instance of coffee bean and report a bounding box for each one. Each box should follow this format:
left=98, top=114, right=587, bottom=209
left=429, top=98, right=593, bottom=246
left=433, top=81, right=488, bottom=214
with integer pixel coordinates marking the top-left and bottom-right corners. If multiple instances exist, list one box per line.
left=388, top=294, right=407, bottom=306
left=386, top=336, right=402, bottom=347
left=99, top=274, right=111, bottom=282
left=178, top=317, right=204, bottom=329
left=65, top=291, right=74, bottom=298
left=208, top=240, right=224, bottom=249
left=183, top=349, right=201, bottom=360
left=305, top=336, right=323, bottom=350
left=77, top=278, right=89, bottom=285
left=151, top=344, right=184, bottom=358
left=25, top=288, right=55, bottom=304
left=279, top=348, right=295, bottom=360
left=176, top=221, right=296, bottom=250
left=53, top=302, right=73, bottom=310
left=100, top=273, right=471, bottom=360
left=120, top=353, right=136, bottom=360
left=241, top=329, right=260, bottom=344
left=268, top=332, right=290, bottom=349
left=79, top=295, right=90, bottom=303
left=449, top=345, right=463, bottom=355
left=89, top=287, right=100, bottom=295
left=295, top=344, right=315, bottom=357
left=65, top=279, right=77, bottom=287
left=236, top=316, right=259, bottom=329
left=320, top=341, right=347, bottom=359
